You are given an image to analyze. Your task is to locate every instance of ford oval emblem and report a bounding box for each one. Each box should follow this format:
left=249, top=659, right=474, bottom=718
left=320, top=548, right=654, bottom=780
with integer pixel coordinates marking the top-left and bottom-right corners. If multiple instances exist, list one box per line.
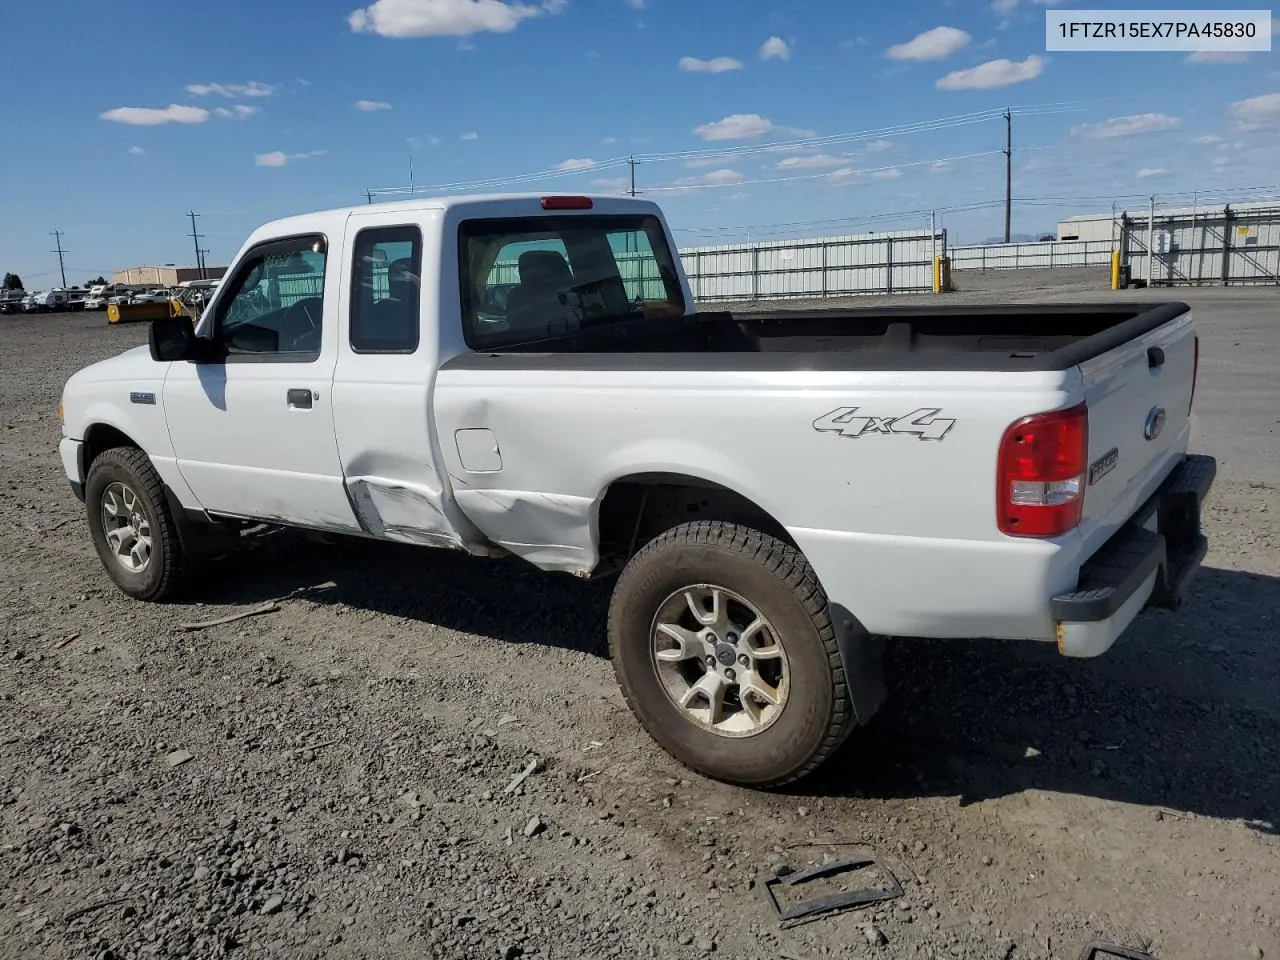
left=1143, top=406, right=1167, bottom=441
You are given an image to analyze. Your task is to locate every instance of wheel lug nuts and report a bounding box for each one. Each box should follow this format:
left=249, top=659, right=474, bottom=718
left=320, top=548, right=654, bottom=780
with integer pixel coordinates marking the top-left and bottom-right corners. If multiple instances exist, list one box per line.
left=738, top=654, right=749, bottom=666
left=725, top=668, right=736, bottom=681
left=726, top=632, right=738, bottom=643
left=705, top=656, right=716, bottom=666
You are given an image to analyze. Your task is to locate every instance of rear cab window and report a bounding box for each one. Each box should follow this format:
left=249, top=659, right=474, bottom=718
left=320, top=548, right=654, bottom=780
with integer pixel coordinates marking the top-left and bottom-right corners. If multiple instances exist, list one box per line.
left=458, top=214, right=686, bottom=349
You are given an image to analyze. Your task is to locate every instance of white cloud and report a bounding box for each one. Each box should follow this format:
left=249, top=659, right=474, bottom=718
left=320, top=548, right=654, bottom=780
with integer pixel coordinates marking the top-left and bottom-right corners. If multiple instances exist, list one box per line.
left=602, top=136, right=617, bottom=144
left=348, top=0, right=560, bottom=37
left=676, top=169, right=744, bottom=186
left=1229, top=92, right=1280, bottom=129
left=590, top=177, right=630, bottom=190
left=930, top=160, right=953, bottom=174
left=460, top=131, right=480, bottom=140
left=100, top=104, right=209, bottom=126
left=937, top=55, right=1045, bottom=90
left=255, top=149, right=326, bottom=167
left=679, top=55, right=744, bottom=73
left=355, top=99, right=393, bottom=111
left=694, top=113, right=775, bottom=141
left=554, top=157, right=597, bottom=171
left=775, top=153, right=847, bottom=170
left=214, top=105, right=261, bottom=119
left=684, top=156, right=729, bottom=168
left=186, top=81, right=277, bottom=98
left=128, top=146, right=146, bottom=156
left=664, top=169, right=746, bottom=193
left=626, top=0, right=643, bottom=7
left=1194, top=134, right=1224, bottom=145
left=1186, top=50, right=1249, bottom=64
left=1137, top=167, right=1170, bottom=179
left=1071, top=112, right=1182, bottom=139
left=866, top=139, right=894, bottom=152
left=991, top=0, right=1018, bottom=13
left=887, top=26, right=971, bottom=61
left=760, top=36, right=791, bottom=61
left=830, top=166, right=904, bottom=185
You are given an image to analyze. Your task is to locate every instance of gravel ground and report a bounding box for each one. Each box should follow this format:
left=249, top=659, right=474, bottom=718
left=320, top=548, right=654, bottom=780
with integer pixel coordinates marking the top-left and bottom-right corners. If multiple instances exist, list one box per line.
left=1, top=283, right=1277, bottom=960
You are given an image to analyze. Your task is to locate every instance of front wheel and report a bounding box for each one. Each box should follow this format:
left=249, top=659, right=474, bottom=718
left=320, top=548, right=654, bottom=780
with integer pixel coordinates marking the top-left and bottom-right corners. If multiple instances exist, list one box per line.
left=607, top=521, right=853, bottom=789
left=85, top=447, right=186, bottom=601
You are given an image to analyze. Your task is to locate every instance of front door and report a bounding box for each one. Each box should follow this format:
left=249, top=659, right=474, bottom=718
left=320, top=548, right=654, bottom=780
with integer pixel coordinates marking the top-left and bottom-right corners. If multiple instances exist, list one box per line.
left=163, top=231, right=362, bottom=533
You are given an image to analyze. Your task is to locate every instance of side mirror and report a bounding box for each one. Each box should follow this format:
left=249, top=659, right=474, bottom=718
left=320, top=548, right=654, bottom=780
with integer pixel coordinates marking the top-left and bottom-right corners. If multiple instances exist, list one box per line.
left=149, top=315, right=196, bottom=362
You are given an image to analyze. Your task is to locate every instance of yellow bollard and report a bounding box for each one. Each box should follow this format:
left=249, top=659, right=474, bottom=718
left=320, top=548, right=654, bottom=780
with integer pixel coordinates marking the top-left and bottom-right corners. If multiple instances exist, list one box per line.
left=1111, top=249, right=1122, bottom=290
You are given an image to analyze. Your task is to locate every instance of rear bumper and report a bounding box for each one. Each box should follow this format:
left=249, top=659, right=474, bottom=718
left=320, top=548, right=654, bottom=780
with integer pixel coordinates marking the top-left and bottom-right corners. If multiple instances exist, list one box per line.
left=1052, top=453, right=1215, bottom=657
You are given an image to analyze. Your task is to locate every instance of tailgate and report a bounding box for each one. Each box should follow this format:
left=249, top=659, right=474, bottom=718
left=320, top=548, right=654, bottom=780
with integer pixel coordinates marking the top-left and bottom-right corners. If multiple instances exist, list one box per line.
left=1075, top=306, right=1196, bottom=555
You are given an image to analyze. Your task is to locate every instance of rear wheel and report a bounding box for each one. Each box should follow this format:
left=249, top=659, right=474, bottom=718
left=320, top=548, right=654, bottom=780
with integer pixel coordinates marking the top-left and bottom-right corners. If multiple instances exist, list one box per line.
left=608, top=521, right=852, bottom=788
left=85, top=447, right=185, bottom=601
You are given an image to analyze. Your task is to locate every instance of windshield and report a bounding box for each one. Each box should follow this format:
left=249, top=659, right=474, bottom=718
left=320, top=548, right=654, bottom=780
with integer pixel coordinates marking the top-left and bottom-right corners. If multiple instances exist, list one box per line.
left=458, top=214, right=686, bottom=349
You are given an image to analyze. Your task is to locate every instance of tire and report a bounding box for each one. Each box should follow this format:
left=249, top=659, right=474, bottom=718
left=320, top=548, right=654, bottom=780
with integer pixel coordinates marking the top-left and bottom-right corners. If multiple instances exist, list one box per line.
left=608, top=521, right=852, bottom=789
left=85, top=447, right=185, bottom=601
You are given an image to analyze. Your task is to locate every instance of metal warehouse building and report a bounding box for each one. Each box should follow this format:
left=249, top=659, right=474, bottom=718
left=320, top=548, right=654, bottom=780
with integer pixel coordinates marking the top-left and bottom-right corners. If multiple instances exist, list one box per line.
left=112, top=265, right=227, bottom=287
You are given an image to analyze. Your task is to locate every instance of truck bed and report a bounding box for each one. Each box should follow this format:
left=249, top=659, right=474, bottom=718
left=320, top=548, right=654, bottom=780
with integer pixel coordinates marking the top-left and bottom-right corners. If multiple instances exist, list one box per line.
left=454, top=302, right=1190, bottom=372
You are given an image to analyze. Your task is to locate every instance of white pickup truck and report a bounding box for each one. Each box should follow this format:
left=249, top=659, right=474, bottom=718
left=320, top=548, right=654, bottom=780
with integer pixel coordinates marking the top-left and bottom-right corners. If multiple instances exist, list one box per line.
left=58, top=193, right=1215, bottom=788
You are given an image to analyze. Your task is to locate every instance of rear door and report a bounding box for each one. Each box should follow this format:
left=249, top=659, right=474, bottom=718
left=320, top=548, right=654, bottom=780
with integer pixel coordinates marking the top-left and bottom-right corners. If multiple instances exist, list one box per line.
left=329, top=212, right=472, bottom=548
left=1075, top=307, right=1196, bottom=553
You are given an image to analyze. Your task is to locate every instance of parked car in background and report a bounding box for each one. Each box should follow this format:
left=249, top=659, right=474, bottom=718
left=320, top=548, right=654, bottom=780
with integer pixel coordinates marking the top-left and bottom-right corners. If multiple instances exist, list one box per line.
left=131, top=289, right=171, bottom=305
left=83, top=294, right=109, bottom=311
left=0, top=291, right=27, bottom=315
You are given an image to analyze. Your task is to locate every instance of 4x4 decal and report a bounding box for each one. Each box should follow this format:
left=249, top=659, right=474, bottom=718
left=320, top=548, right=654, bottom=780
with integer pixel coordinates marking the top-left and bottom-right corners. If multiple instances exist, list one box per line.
left=813, top=406, right=956, bottom=441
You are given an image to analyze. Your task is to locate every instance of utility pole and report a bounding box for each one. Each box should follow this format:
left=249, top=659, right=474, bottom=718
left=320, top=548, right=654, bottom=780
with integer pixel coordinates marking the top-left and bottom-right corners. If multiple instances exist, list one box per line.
left=1003, top=108, right=1012, bottom=244
left=50, top=231, right=68, bottom=287
left=187, top=211, right=206, bottom=279
left=1147, top=194, right=1155, bottom=286
left=366, top=189, right=374, bottom=205
left=199, top=248, right=211, bottom=275
left=409, top=156, right=415, bottom=198
left=628, top=156, right=640, bottom=197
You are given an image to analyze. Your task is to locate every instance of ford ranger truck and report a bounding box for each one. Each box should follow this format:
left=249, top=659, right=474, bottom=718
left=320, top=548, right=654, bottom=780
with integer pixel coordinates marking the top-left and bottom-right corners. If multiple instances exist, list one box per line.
left=57, top=193, right=1215, bottom=789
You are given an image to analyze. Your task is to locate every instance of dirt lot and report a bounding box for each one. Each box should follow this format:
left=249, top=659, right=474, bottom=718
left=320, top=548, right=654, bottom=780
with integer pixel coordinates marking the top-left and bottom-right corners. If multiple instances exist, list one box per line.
left=2, top=282, right=1277, bottom=960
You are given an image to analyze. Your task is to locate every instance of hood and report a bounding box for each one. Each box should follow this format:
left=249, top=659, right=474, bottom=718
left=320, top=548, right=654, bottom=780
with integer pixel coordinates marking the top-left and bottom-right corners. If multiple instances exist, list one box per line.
left=66, top=345, right=157, bottom=386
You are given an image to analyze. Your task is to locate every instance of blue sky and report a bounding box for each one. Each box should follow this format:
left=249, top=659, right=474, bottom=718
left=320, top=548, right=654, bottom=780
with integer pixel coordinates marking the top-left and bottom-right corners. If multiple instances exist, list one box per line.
left=2, top=0, right=1277, bottom=286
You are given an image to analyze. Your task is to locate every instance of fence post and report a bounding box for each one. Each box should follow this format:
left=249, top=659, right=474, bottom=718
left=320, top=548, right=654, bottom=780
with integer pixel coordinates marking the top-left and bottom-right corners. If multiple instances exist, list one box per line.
left=885, top=239, right=894, bottom=295
left=751, top=244, right=759, bottom=301
left=1221, top=205, right=1233, bottom=286
left=820, top=242, right=828, bottom=298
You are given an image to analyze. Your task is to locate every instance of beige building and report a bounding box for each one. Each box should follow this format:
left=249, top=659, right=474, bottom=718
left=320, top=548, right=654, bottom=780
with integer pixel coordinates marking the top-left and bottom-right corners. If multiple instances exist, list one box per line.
left=112, top=265, right=227, bottom=287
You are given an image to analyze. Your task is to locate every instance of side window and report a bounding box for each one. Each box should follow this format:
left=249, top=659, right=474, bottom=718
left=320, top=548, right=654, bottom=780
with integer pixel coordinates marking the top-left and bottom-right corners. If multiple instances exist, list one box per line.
left=350, top=226, right=423, bottom=354
left=609, top=229, right=664, bottom=304
left=215, top=235, right=327, bottom=359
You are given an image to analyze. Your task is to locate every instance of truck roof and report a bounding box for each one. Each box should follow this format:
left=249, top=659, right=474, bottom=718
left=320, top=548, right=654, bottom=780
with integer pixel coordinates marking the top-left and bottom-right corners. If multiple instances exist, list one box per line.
left=245, top=193, right=662, bottom=248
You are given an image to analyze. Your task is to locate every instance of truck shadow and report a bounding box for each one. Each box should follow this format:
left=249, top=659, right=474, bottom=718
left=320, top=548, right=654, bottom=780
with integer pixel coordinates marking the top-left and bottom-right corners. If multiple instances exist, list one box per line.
left=812, top=565, right=1280, bottom=835
left=199, top=535, right=1277, bottom=833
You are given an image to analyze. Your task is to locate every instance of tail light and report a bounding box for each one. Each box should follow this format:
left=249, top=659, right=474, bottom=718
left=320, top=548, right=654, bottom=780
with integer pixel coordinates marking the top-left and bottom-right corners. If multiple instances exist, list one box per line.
left=541, top=196, right=593, bottom=210
left=1189, top=335, right=1199, bottom=415
left=997, top=403, right=1089, bottom=538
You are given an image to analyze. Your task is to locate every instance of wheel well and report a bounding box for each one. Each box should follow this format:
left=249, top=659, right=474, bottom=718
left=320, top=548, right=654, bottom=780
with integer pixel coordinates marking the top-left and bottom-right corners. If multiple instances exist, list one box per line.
left=596, top=474, right=794, bottom=568
left=82, top=424, right=139, bottom=474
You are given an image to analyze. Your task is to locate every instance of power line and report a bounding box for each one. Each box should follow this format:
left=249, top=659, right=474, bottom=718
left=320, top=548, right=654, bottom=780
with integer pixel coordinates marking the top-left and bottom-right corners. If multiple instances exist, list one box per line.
left=365, top=101, right=1101, bottom=200
left=50, top=231, right=68, bottom=287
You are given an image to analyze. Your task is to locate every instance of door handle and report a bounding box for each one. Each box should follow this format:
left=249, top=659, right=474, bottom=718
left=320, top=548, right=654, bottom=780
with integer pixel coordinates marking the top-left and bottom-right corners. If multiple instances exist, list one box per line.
left=287, top=388, right=313, bottom=410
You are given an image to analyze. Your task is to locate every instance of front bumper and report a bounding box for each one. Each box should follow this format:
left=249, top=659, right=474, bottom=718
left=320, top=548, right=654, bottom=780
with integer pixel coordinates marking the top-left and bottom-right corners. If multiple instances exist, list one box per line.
left=1052, top=453, right=1216, bottom=657
left=60, top=437, right=85, bottom=502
